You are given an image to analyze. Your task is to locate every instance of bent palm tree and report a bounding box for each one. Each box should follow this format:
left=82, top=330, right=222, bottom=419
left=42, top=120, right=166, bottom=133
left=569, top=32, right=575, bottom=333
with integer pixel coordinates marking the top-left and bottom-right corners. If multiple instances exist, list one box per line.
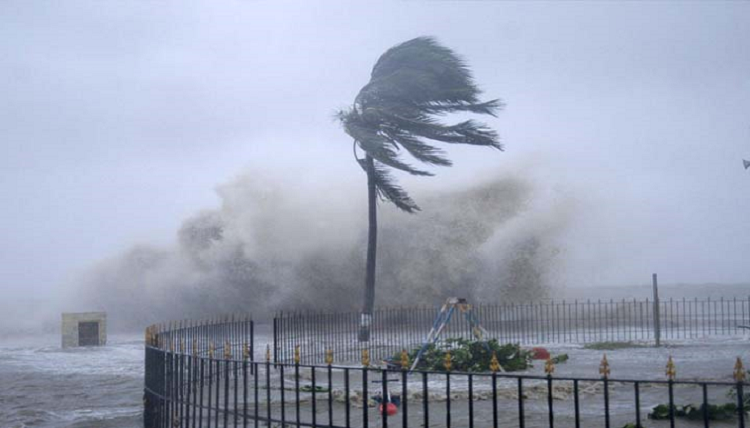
left=338, top=37, right=503, bottom=341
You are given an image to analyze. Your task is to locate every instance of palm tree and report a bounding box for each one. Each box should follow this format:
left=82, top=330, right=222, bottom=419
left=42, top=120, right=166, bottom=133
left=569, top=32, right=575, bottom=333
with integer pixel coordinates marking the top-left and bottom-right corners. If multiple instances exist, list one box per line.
left=337, top=37, right=503, bottom=341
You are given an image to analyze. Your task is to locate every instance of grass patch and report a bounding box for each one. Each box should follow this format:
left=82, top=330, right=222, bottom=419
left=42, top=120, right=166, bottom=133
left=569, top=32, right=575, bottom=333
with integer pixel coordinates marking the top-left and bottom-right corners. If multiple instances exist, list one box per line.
left=583, top=341, right=648, bottom=350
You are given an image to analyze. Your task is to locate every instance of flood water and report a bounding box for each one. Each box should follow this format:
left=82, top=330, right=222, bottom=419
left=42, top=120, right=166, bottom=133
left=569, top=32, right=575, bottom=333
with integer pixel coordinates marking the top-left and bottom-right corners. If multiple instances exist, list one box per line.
left=2, top=327, right=749, bottom=428
left=0, top=333, right=143, bottom=428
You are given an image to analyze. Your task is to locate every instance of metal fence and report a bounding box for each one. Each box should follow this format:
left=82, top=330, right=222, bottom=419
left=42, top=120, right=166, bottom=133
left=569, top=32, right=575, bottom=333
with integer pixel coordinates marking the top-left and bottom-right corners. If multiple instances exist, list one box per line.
left=144, top=315, right=750, bottom=428
left=274, top=297, right=750, bottom=364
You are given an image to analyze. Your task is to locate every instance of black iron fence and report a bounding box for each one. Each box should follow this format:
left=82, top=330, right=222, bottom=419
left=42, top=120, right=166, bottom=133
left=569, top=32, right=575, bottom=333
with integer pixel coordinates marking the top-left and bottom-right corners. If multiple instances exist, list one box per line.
left=145, top=314, right=750, bottom=428
left=274, top=297, right=750, bottom=364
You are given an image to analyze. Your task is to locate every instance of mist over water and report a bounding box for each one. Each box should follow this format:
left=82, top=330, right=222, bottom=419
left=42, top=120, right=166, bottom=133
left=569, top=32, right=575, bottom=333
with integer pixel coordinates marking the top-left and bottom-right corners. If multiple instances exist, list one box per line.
left=73, top=169, right=572, bottom=331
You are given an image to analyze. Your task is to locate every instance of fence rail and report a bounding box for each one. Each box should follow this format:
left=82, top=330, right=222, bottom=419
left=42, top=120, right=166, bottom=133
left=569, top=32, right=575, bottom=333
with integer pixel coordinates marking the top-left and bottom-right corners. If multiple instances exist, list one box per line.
left=145, top=312, right=750, bottom=428
left=274, top=297, right=750, bottom=364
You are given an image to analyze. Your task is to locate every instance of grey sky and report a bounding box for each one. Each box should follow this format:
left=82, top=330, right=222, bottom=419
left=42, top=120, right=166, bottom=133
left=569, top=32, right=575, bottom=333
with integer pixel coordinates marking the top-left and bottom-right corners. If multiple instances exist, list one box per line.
left=1, top=1, right=749, bottom=303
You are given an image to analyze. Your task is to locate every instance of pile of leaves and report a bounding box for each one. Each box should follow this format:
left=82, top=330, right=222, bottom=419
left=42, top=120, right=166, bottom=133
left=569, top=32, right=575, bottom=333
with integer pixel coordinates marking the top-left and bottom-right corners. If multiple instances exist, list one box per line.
left=649, top=403, right=738, bottom=421
left=393, top=338, right=533, bottom=372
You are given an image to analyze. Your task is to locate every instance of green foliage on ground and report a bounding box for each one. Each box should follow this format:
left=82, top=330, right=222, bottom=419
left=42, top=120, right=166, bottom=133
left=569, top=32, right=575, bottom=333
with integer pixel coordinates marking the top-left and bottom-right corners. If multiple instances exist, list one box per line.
left=649, top=381, right=750, bottom=422
left=395, top=338, right=533, bottom=372
left=583, top=341, right=647, bottom=350
left=648, top=403, right=738, bottom=421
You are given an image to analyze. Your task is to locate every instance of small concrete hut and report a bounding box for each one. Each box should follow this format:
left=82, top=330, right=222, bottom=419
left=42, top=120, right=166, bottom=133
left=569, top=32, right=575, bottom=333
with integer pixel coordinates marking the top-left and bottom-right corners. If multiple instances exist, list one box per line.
left=61, top=312, right=107, bottom=348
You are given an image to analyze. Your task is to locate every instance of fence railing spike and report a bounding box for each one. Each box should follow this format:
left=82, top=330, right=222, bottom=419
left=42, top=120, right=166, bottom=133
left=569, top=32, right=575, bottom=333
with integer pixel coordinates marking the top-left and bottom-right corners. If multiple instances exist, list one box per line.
left=599, top=354, right=610, bottom=379
left=490, top=352, right=501, bottom=373
left=545, top=357, right=555, bottom=376
left=735, top=357, right=746, bottom=382
left=666, top=355, right=676, bottom=380
left=400, top=349, right=409, bottom=370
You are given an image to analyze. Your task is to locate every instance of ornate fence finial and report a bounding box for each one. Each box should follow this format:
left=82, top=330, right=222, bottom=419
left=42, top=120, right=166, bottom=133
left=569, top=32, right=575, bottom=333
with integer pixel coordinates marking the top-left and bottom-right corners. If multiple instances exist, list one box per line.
left=444, top=350, right=452, bottom=372
left=362, top=349, right=370, bottom=367
left=599, top=354, right=610, bottom=379
left=209, top=342, right=215, bottom=359
left=294, top=345, right=301, bottom=364
left=490, top=351, right=501, bottom=373
left=243, top=342, right=250, bottom=360
left=400, top=349, right=410, bottom=370
left=325, top=349, right=334, bottom=365
left=545, top=357, right=555, bottom=376
left=735, top=357, right=746, bottom=382
left=224, top=341, right=232, bottom=359
left=265, top=344, right=271, bottom=363
left=666, top=355, right=676, bottom=380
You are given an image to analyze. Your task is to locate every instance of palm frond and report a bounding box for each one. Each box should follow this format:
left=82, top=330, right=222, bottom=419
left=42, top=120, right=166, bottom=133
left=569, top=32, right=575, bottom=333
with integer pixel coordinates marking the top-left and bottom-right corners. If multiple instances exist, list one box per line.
left=340, top=108, right=432, bottom=176
left=356, top=159, right=420, bottom=213
left=382, top=132, right=452, bottom=167
left=339, top=36, right=502, bottom=213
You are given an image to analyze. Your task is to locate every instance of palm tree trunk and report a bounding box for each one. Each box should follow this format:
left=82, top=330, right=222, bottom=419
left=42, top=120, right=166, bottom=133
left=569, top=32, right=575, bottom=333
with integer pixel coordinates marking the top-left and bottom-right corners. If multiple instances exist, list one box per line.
left=358, top=154, right=377, bottom=342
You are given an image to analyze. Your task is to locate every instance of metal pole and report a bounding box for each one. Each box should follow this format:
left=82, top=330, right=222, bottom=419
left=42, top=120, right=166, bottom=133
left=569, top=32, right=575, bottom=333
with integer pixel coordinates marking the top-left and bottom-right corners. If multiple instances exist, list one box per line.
left=653, top=273, right=661, bottom=347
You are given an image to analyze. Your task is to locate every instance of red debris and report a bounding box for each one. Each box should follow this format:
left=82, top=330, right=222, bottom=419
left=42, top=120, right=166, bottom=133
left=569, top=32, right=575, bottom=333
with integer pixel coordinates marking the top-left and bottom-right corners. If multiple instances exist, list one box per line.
left=379, top=402, right=398, bottom=416
left=531, top=347, right=550, bottom=360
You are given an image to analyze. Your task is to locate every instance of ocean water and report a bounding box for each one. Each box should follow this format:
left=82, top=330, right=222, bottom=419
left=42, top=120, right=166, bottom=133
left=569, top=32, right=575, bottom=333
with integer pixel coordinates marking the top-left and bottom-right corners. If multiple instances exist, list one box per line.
left=0, top=334, right=144, bottom=428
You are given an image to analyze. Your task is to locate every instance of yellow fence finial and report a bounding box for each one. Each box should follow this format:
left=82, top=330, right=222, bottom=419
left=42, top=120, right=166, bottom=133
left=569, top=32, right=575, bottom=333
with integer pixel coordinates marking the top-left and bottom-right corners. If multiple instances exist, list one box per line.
left=209, top=342, right=215, bottom=359
left=224, top=341, right=232, bottom=359
left=599, top=354, right=610, bottom=379
left=666, top=355, right=676, bottom=381
left=243, top=342, right=250, bottom=360
left=362, top=349, right=370, bottom=367
left=545, top=357, right=555, bottom=376
left=490, top=352, right=501, bottom=373
left=325, top=349, right=334, bottom=365
left=265, top=344, right=271, bottom=363
left=735, top=357, right=746, bottom=382
left=444, top=350, right=452, bottom=372
left=400, top=349, right=410, bottom=370
left=294, top=345, right=301, bottom=364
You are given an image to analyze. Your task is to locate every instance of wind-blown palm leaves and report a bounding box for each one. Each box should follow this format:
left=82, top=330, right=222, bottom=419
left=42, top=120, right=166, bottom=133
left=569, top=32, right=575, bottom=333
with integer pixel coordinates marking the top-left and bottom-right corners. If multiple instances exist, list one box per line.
left=338, top=36, right=503, bottom=212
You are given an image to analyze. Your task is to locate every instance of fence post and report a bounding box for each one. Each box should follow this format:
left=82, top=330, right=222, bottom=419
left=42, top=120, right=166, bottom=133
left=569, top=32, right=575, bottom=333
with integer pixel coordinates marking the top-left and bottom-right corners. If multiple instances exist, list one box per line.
left=273, top=315, right=278, bottom=366
left=653, top=273, right=661, bottom=347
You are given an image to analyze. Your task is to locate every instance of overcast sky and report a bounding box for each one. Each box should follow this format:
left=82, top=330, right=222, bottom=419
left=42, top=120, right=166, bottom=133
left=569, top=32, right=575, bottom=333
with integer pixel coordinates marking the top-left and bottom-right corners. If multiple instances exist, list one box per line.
left=2, top=1, right=749, bottom=304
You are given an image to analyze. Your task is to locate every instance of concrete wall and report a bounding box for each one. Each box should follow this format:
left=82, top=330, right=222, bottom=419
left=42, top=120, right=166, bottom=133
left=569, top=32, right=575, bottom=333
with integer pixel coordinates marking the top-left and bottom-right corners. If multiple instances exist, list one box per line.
left=61, top=312, right=107, bottom=348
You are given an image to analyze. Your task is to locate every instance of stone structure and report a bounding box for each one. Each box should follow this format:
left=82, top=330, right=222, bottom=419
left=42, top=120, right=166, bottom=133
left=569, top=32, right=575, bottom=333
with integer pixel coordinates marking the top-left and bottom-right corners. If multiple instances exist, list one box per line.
left=61, top=312, right=107, bottom=348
